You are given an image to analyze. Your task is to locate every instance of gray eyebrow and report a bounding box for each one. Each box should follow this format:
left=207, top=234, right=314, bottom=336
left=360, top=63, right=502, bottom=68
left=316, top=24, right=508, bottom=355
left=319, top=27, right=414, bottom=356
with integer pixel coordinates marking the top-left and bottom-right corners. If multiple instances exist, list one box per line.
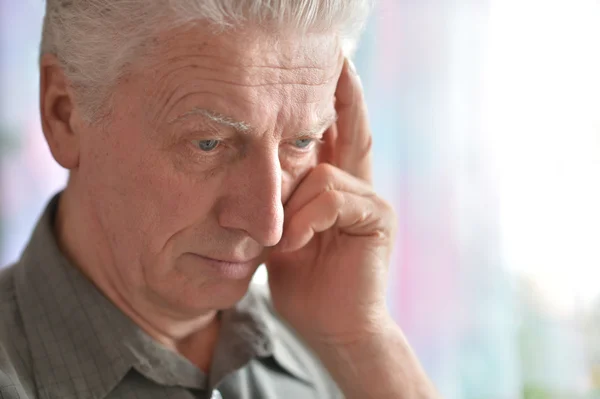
left=170, top=106, right=338, bottom=137
left=298, top=112, right=338, bottom=136
left=169, top=107, right=253, bottom=132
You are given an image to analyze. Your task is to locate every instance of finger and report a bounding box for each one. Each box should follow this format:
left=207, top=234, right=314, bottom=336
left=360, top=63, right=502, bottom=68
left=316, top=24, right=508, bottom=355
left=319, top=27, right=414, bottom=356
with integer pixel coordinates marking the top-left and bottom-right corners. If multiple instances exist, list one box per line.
left=318, top=122, right=338, bottom=165
left=278, top=190, right=393, bottom=253
left=334, top=58, right=373, bottom=183
left=284, top=163, right=374, bottom=222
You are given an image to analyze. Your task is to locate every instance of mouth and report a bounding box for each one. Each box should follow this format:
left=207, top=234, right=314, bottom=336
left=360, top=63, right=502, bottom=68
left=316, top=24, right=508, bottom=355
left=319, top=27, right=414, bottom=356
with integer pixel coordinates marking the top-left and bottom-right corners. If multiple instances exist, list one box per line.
left=187, top=253, right=261, bottom=280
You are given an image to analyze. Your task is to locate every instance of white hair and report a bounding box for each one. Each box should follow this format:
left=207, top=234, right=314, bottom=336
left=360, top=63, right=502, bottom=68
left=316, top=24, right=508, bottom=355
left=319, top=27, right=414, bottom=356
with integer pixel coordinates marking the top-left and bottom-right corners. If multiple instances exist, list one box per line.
left=40, top=0, right=372, bottom=121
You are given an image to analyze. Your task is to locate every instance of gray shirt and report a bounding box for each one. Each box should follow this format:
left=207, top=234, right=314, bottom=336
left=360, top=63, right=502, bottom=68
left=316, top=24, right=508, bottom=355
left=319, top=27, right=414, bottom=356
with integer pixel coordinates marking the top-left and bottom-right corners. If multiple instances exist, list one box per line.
left=0, top=196, right=341, bottom=399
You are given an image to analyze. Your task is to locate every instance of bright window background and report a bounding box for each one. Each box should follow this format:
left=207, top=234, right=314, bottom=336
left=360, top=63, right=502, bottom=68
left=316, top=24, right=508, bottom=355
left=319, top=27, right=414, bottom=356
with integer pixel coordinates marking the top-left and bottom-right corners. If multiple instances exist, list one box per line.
left=1, top=1, right=599, bottom=398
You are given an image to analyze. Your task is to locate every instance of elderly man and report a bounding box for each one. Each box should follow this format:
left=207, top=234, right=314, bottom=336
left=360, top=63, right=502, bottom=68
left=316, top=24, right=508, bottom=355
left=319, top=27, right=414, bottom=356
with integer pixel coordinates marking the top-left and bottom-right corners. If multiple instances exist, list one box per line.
left=0, top=1, right=438, bottom=398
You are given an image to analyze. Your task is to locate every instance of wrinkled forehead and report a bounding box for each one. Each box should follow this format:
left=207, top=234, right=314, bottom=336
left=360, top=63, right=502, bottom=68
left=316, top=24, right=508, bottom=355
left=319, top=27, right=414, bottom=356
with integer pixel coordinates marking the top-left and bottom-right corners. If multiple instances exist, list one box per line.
left=134, top=24, right=344, bottom=126
left=150, top=24, right=342, bottom=69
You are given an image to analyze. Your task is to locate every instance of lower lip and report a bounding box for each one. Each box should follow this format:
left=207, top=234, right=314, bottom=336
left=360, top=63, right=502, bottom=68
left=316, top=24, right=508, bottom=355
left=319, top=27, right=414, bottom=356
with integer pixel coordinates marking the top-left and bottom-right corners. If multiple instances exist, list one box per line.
left=189, top=254, right=257, bottom=280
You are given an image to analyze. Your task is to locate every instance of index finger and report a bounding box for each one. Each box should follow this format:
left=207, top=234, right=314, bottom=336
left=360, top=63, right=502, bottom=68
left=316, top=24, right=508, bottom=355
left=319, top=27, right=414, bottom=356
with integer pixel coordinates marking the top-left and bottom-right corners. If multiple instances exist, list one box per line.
left=332, top=58, right=373, bottom=184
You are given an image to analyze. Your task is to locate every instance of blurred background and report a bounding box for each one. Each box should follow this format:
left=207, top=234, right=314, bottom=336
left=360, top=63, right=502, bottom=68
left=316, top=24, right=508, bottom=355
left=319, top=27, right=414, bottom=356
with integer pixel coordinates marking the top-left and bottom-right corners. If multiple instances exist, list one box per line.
left=1, top=0, right=599, bottom=398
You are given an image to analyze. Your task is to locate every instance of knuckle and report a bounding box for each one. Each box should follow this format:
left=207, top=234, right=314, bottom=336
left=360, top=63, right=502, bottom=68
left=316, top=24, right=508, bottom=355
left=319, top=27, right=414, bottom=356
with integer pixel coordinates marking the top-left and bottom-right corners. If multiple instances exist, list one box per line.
left=322, top=189, right=345, bottom=208
left=313, top=163, right=338, bottom=185
left=370, top=196, right=396, bottom=224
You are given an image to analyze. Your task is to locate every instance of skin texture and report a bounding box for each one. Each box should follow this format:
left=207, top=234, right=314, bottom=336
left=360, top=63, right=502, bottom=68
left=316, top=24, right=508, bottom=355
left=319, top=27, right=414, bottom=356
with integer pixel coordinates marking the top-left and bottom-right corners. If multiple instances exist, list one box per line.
left=40, top=23, right=438, bottom=398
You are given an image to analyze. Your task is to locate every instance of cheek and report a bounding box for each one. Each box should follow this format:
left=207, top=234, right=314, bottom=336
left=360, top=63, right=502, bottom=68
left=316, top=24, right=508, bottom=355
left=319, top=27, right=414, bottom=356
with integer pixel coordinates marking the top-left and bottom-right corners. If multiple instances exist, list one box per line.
left=81, top=124, right=220, bottom=251
left=129, top=151, right=222, bottom=239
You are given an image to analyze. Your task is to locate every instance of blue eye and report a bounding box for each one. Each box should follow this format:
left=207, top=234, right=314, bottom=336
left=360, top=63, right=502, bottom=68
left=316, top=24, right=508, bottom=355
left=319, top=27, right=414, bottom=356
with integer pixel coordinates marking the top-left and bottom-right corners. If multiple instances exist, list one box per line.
left=294, top=138, right=314, bottom=149
left=192, top=139, right=220, bottom=152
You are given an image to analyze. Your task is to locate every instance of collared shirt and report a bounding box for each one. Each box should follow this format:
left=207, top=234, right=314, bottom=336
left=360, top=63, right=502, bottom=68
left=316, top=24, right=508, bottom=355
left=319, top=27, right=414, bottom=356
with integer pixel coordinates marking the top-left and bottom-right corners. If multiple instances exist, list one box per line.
left=0, top=196, right=342, bottom=399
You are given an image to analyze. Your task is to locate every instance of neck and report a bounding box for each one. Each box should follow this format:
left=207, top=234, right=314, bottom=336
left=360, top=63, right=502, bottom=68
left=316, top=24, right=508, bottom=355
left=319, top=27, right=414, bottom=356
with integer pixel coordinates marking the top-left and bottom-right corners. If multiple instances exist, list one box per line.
left=54, top=185, right=220, bottom=371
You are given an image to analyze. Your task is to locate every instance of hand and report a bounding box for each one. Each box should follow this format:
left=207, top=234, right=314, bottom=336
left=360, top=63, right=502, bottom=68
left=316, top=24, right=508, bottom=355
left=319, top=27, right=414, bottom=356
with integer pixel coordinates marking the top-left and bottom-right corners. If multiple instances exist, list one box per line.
left=266, top=59, right=397, bottom=346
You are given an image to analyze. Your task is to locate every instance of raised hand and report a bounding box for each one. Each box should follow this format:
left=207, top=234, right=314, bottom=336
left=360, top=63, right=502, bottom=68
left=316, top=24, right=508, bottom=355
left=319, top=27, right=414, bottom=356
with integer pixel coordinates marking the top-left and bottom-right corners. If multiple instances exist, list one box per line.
left=266, top=58, right=397, bottom=345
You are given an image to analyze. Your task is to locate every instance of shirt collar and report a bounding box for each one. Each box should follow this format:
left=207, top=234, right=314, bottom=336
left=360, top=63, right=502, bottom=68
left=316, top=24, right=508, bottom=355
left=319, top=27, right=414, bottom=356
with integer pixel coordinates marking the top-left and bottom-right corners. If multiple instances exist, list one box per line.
left=13, top=194, right=311, bottom=399
left=209, top=284, right=312, bottom=387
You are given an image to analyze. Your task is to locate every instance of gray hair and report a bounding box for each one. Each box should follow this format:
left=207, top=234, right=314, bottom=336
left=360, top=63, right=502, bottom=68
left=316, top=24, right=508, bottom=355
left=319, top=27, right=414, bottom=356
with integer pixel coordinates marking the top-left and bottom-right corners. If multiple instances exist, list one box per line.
left=40, top=0, right=372, bottom=121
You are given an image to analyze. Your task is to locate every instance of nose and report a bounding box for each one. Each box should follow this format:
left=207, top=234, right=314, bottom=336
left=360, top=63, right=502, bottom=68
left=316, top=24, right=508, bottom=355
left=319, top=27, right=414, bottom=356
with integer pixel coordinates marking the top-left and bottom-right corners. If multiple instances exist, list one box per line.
left=217, top=150, right=284, bottom=247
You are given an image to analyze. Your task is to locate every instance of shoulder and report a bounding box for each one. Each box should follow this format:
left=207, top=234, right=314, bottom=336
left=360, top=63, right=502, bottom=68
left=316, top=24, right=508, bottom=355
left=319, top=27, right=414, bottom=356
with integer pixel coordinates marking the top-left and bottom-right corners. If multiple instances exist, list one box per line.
left=248, top=283, right=343, bottom=398
left=0, top=265, right=21, bottom=341
left=0, top=264, right=36, bottom=399
left=0, top=264, right=16, bottom=306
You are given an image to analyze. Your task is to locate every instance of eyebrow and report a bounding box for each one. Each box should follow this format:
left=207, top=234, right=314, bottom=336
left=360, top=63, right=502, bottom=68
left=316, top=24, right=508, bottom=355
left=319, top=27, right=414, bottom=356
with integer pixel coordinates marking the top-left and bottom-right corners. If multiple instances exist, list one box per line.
left=169, top=106, right=338, bottom=137
left=298, top=112, right=339, bottom=137
left=168, top=107, right=252, bottom=132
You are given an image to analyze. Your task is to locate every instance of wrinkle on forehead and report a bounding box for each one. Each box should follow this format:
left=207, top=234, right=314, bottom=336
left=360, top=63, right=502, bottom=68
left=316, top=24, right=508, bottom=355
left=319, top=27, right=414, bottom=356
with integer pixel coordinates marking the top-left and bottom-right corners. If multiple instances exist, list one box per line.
left=144, top=24, right=342, bottom=85
left=160, top=23, right=340, bottom=63
left=132, top=24, right=343, bottom=131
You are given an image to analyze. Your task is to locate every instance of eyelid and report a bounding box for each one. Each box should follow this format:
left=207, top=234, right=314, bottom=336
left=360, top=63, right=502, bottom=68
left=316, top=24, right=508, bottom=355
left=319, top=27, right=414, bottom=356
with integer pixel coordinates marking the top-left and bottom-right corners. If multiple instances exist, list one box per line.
left=283, top=137, right=323, bottom=153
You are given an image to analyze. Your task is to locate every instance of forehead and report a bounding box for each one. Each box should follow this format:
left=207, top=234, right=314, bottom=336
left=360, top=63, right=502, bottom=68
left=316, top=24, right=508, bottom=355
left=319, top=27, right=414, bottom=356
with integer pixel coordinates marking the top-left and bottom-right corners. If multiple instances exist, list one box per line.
left=135, top=25, right=343, bottom=129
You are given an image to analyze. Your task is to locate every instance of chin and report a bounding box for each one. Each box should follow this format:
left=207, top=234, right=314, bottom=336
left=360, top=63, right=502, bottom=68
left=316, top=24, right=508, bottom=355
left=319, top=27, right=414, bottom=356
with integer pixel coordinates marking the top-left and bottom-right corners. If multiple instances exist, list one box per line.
left=155, top=270, right=257, bottom=313
left=209, top=277, right=256, bottom=310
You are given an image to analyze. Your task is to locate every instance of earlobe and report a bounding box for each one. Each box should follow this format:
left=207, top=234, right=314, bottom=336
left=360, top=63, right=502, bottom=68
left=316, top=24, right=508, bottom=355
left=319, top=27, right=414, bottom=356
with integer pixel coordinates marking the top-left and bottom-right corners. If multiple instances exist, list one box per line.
left=39, top=54, right=81, bottom=170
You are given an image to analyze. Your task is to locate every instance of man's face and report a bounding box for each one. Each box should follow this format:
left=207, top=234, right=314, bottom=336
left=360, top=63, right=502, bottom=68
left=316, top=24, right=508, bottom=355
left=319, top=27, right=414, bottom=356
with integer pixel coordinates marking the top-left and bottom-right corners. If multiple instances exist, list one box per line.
left=77, top=25, right=343, bottom=312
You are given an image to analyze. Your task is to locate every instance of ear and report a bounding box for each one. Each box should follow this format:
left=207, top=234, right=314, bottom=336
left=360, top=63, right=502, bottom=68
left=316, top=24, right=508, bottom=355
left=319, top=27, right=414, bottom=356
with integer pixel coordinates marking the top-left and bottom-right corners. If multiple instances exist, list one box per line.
left=39, top=54, right=81, bottom=169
